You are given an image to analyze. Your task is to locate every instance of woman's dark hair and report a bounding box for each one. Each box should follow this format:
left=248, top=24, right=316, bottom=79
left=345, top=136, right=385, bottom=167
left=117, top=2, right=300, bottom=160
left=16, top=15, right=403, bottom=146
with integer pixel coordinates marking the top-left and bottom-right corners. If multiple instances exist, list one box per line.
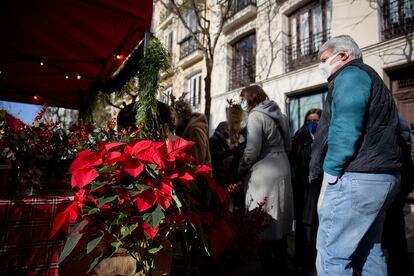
left=303, top=108, right=322, bottom=125
left=240, top=85, right=269, bottom=111
left=157, top=101, right=176, bottom=132
left=117, top=103, right=136, bottom=129
left=175, top=117, right=189, bottom=137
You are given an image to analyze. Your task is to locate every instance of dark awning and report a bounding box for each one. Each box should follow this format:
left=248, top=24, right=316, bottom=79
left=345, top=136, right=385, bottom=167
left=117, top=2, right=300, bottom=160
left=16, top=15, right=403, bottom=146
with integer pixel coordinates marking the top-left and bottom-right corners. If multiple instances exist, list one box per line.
left=0, top=0, right=153, bottom=109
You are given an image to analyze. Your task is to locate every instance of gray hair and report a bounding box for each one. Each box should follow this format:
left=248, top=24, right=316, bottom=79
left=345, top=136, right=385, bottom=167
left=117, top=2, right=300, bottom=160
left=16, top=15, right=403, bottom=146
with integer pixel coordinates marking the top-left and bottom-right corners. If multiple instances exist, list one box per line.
left=318, top=35, right=362, bottom=59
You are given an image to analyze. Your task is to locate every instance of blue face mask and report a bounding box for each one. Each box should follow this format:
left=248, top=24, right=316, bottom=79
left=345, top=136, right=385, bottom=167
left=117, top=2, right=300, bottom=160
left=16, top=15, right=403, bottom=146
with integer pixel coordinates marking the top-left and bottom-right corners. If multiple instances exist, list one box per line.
left=241, top=101, right=249, bottom=112
left=307, top=121, right=318, bottom=134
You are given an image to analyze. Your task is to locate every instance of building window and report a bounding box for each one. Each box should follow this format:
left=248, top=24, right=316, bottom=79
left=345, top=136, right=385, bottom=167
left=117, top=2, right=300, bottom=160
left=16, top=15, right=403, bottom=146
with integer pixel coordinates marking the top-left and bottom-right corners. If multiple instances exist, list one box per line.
left=159, top=0, right=173, bottom=22
left=187, top=73, right=202, bottom=111
left=164, top=31, right=174, bottom=54
left=382, top=0, right=414, bottom=40
left=288, top=90, right=327, bottom=135
left=230, top=33, right=256, bottom=90
left=180, top=10, right=197, bottom=40
left=161, top=86, right=173, bottom=106
left=179, top=10, right=202, bottom=59
left=286, top=0, right=332, bottom=71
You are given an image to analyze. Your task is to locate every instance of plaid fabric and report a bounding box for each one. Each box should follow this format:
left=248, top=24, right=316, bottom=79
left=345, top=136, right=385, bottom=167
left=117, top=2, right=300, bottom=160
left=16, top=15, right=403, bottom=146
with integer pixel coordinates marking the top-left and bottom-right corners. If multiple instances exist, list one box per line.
left=0, top=197, right=71, bottom=276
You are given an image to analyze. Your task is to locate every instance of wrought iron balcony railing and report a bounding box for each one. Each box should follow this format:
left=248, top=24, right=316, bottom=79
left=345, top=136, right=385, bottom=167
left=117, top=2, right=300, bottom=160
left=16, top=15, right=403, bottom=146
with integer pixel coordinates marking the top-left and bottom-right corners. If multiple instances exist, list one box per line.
left=228, top=0, right=257, bottom=18
left=285, top=29, right=331, bottom=71
left=179, top=35, right=202, bottom=59
left=382, top=0, right=414, bottom=40
left=229, top=56, right=256, bottom=90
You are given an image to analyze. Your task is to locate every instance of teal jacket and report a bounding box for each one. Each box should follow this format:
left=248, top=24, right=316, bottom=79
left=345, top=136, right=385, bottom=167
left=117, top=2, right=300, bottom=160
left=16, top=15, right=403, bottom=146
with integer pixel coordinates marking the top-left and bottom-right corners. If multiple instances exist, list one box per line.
left=323, top=66, right=372, bottom=177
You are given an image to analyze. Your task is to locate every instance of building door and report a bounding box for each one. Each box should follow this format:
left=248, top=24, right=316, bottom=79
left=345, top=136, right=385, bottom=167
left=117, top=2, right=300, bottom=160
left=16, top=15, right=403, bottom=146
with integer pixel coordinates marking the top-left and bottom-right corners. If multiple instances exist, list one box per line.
left=287, top=88, right=327, bottom=135
left=388, top=66, right=414, bottom=159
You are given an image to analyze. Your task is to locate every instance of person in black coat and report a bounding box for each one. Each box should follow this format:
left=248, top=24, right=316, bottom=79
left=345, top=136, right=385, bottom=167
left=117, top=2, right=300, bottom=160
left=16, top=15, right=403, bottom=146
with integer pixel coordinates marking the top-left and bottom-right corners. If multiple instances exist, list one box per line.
left=209, top=121, right=234, bottom=188
left=290, top=108, right=321, bottom=276
left=382, top=116, right=414, bottom=276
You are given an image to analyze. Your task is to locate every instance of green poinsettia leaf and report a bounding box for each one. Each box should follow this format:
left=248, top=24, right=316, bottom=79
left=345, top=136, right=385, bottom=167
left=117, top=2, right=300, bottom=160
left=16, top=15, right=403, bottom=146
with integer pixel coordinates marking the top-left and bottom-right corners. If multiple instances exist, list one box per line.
left=120, top=223, right=138, bottom=240
left=198, top=228, right=210, bottom=257
left=146, top=164, right=159, bottom=179
left=97, top=195, right=119, bottom=207
left=111, top=241, right=122, bottom=250
left=143, top=205, right=165, bottom=229
left=148, top=244, right=163, bottom=254
left=172, top=191, right=182, bottom=209
left=98, top=165, right=118, bottom=173
left=109, top=212, right=127, bottom=233
left=86, top=233, right=104, bottom=254
left=132, top=181, right=149, bottom=194
left=87, top=208, right=100, bottom=215
left=125, top=183, right=134, bottom=189
left=58, top=233, right=83, bottom=264
left=91, top=182, right=107, bottom=191
left=87, top=253, right=104, bottom=273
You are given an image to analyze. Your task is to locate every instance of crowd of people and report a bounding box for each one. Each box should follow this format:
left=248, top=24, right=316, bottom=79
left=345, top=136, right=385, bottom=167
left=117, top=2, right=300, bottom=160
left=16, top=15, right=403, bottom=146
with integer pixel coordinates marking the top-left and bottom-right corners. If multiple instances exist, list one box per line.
left=121, top=35, right=414, bottom=275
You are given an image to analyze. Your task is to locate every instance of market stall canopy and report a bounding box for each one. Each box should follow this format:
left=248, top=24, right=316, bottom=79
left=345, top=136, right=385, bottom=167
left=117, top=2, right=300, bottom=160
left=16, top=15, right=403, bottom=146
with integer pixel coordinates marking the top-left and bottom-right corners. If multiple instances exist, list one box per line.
left=0, top=0, right=153, bottom=110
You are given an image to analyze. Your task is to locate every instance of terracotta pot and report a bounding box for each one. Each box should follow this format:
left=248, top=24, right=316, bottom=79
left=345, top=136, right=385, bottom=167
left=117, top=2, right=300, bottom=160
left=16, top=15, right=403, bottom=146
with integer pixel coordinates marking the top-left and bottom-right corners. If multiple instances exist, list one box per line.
left=60, top=224, right=173, bottom=276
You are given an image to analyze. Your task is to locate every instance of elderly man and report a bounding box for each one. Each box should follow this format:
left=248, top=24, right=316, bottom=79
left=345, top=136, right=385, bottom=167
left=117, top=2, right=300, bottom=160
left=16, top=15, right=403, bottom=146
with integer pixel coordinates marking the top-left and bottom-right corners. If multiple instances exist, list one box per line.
left=309, top=35, right=401, bottom=275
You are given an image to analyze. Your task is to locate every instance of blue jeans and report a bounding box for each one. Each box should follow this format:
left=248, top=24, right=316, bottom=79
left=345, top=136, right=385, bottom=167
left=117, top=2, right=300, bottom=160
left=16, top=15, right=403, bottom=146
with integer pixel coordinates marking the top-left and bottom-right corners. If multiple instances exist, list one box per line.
left=316, top=172, right=400, bottom=276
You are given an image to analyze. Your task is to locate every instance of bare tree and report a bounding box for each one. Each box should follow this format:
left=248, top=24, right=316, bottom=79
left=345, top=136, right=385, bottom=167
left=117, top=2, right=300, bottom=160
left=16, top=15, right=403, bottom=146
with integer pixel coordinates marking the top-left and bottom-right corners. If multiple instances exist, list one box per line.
left=158, top=0, right=233, bottom=121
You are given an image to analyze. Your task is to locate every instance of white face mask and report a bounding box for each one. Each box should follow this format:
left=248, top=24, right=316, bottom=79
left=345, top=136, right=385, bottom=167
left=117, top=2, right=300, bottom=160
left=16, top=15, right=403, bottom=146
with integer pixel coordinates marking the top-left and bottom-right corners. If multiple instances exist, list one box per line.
left=241, top=101, right=249, bottom=112
left=318, top=53, right=341, bottom=80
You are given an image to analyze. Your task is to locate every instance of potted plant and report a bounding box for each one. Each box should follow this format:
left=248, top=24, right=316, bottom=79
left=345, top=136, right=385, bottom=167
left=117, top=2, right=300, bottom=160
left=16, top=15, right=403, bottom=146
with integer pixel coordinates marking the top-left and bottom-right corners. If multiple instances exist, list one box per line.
left=51, top=127, right=232, bottom=275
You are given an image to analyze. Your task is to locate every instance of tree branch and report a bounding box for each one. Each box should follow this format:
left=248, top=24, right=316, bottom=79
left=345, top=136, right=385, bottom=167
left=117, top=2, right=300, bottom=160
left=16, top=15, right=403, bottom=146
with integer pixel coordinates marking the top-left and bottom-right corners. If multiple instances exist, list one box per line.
left=159, top=0, right=205, bottom=50
left=211, top=0, right=232, bottom=57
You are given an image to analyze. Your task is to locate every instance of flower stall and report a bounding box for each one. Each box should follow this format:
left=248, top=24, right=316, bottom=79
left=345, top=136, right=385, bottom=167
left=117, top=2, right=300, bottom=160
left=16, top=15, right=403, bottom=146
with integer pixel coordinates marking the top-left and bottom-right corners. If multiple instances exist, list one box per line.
left=0, top=2, right=268, bottom=274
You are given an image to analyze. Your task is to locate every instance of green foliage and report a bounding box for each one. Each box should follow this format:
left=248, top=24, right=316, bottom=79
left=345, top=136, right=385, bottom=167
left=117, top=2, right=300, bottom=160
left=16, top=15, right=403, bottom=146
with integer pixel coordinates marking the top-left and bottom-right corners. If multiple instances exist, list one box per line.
left=134, top=37, right=171, bottom=140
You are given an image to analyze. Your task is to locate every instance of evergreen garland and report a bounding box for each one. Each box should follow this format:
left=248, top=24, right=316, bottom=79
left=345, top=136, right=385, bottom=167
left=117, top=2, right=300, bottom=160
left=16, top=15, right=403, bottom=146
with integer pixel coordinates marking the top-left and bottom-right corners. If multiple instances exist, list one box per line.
left=134, top=37, right=171, bottom=140
left=81, top=41, right=145, bottom=122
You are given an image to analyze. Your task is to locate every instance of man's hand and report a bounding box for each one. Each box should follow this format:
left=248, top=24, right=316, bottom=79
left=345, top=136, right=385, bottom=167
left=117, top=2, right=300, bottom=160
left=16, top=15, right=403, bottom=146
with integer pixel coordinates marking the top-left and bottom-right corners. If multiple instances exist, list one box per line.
left=324, top=172, right=338, bottom=185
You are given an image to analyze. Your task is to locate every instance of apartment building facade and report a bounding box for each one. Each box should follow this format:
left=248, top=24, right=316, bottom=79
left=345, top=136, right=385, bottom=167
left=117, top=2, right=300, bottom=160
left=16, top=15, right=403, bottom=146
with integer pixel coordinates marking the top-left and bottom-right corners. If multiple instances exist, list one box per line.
left=153, top=0, right=414, bottom=153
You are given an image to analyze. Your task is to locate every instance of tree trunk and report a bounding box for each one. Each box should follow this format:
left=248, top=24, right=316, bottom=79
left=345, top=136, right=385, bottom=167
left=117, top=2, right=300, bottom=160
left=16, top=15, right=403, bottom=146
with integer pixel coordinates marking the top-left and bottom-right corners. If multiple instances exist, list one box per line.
left=204, top=57, right=213, bottom=123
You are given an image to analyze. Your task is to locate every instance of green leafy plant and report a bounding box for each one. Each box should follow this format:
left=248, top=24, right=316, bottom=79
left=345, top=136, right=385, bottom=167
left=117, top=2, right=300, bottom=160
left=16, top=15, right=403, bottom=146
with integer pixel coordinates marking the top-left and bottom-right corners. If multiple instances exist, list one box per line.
left=134, top=36, right=171, bottom=140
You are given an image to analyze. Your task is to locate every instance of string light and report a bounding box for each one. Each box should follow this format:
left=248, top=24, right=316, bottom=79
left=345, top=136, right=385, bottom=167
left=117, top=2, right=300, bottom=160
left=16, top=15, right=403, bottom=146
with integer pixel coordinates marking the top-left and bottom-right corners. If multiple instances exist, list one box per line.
left=115, top=54, right=124, bottom=60
left=65, top=75, right=69, bottom=79
left=76, top=75, right=81, bottom=80
left=33, top=95, right=38, bottom=100
left=40, top=62, right=44, bottom=66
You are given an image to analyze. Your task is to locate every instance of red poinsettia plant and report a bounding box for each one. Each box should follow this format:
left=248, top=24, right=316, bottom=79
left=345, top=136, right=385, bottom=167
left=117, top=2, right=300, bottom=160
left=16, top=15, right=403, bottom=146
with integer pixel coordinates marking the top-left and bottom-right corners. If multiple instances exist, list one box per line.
left=0, top=106, right=74, bottom=195
left=51, top=131, right=233, bottom=274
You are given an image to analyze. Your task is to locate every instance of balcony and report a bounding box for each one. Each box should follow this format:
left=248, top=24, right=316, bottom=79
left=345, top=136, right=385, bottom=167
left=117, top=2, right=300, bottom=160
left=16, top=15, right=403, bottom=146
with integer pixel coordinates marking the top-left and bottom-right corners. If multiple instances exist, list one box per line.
left=178, top=35, right=203, bottom=68
left=229, top=0, right=257, bottom=17
left=285, top=30, right=331, bottom=71
left=382, top=0, right=414, bottom=40
left=179, top=35, right=201, bottom=59
left=223, top=0, right=257, bottom=34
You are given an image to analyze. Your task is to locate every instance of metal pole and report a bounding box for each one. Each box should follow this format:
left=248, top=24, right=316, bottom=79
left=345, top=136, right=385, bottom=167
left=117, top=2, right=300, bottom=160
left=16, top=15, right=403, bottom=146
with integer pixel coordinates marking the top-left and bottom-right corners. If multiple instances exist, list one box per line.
left=143, top=30, right=151, bottom=54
